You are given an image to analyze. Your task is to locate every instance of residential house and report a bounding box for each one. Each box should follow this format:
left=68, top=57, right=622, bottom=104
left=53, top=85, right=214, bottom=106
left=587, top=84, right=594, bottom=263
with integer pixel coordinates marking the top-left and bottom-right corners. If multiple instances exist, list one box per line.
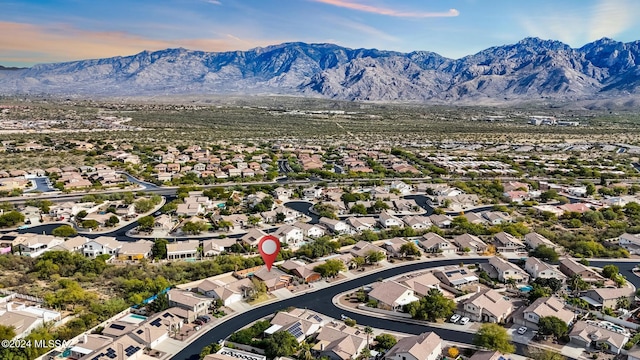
left=518, top=296, right=575, bottom=330
left=117, top=240, right=153, bottom=262
left=524, top=257, right=565, bottom=280
left=453, top=233, right=488, bottom=254
left=463, top=289, right=514, bottom=323
left=319, top=217, right=350, bottom=234
left=493, top=232, right=525, bottom=253
left=482, top=211, right=512, bottom=225
left=265, top=308, right=324, bottom=343
left=49, top=236, right=90, bottom=253
left=419, top=233, right=456, bottom=254
left=378, top=211, right=403, bottom=228
left=397, top=272, right=451, bottom=298
left=569, top=321, right=628, bottom=354
left=524, top=232, right=561, bottom=251
left=429, top=214, right=452, bottom=228
left=385, top=332, right=442, bottom=360
left=464, top=212, right=487, bottom=225
left=368, top=281, right=419, bottom=311
left=486, top=257, right=530, bottom=283
left=82, top=236, right=121, bottom=258
left=272, top=225, right=304, bottom=248
left=77, top=334, right=144, bottom=360
left=581, top=288, right=635, bottom=309
left=559, top=258, right=605, bottom=282
left=280, top=260, right=322, bottom=283
left=154, top=214, right=175, bottom=231
left=12, top=234, right=64, bottom=257
left=68, top=334, right=114, bottom=360
left=129, top=310, right=183, bottom=349
left=0, top=302, right=61, bottom=339
left=294, top=222, right=325, bottom=238
left=197, top=278, right=253, bottom=306
left=433, top=266, right=479, bottom=289
left=382, top=237, right=409, bottom=258
left=504, top=190, right=530, bottom=203
left=201, top=238, right=237, bottom=256
left=252, top=267, right=292, bottom=291
left=403, top=215, right=432, bottom=230
left=312, top=323, right=367, bottom=360
left=167, top=289, right=212, bottom=322
left=272, top=187, right=293, bottom=201
left=345, top=217, right=377, bottom=233
left=240, top=228, right=269, bottom=247
left=393, top=199, right=419, bottom=213
left=619, top=233, right=640, bottom=254
left=349, top=241, right=387, bottom=259
left=468, top=351, right=513, bottom=360
left=166, top=240, right=200, bottom=260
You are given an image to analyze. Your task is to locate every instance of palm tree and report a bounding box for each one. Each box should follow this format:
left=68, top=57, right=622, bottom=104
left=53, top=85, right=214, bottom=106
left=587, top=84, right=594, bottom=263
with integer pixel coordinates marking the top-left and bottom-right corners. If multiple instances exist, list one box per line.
left=364, top=326, right=373, bottom=349
left=298, top=342, right=313, bottom=360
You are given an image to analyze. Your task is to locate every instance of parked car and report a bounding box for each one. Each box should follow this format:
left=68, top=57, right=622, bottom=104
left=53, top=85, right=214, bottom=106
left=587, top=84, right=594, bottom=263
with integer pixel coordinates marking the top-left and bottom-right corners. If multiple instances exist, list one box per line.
left=517, top=326, right=527, bottom=335
left=197, top=315, right=210, bottom=323
left=194, top=319, right=204, bottom=325
left=450, top=314, right=461, bottom=323
left=459, top=317, right=470, bottom=325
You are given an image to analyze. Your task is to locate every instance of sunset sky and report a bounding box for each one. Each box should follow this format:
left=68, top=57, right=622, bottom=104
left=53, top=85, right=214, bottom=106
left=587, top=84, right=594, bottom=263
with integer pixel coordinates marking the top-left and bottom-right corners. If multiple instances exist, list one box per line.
left=2, top=0, right=639, bottom=67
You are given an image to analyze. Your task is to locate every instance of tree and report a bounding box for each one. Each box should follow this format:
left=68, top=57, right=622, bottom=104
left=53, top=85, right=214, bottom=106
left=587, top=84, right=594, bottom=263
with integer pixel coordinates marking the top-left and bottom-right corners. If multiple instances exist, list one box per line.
left=52, top=225, right=78, bottom=238
left=138, top=215, right=155, bottom=231
left=364, top=326, right=373, bottom=348
left=473, top=323, right=515, bottom=354
left=350, top=203, right=368, bottom=215
left=530, top=245, right=559, bottom=263
left=106, top=215, right=120, bottom=227
left=585, top=183, right=596, bottom=196
left=569, top=274, right=590, bottom=295
left=75, top=210, right=88, bottom=219
left=353, top=256, right=366, bottom=269
left=182, top=221, right=208, bottom=235
left=0, top=324, right=16, bottom=341
left=447, top=347, right=460, bottom=358
left=263, top=331, right=299, bottom=359
left=527, top=285, right=552, bottom=303
left=404, top=288, right=456, bottom=322
left=399, top=242, right=421, bottom=258
left=617, top=296, right=631, bottom=310
left=81, top=219, right=99, bottom=230
left=248, top=215, right=261, bottom=227
left=152, top=238, right=168, bottom=259
left=538, top=316, right=568, bottom=339
left=134, top=198, right=154, bottom=213
left=373, top=334, right=397, bottom=351
left=602, top=264, right=619, bottom=279
left=275, top=212, right=286, bottom=223
left=0, top=211, right=25, bottom=227
left=365, top=250, right=385, bottom=265
left=217, top=220, right=233, bottom=231
left=314, top=259, right=346, bottom=278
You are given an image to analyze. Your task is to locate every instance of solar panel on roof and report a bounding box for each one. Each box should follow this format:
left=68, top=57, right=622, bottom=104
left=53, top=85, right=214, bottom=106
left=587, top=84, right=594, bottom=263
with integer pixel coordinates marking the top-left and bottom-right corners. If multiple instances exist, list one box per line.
left=136, top=329, right=144, bottom=334
left=312, top=314, right=323, bottom=322
left=150, top=319, right=162, bottom=327
left=162, top=312, right=172, bottom=318
left=109, top=324, right=125, bottom=331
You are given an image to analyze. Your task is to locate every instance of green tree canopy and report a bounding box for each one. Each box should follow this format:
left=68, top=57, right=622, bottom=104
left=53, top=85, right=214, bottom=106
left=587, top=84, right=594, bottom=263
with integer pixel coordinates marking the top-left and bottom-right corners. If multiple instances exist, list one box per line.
left=530, top=245, right=559, bottom=263
left=52, top=225, right=78, bottom=238
left=404, top=288, right=456, bottom=322
left=473, top=323, right=515, bottom=354
left=314, top=259, right=346, bottom=278
left=263, top=331, right=299, bottom=359
left=602, top=264, right=619, bottom=279
left=538, top=316, right=569, bottom=339
left=152, top=239, right=168, bottom=259
left=373, top=334, right=397, bottom=351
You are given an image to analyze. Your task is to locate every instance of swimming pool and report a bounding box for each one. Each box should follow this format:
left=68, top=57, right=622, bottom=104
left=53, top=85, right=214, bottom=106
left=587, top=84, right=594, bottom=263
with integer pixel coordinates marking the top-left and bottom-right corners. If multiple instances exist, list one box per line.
left=519, top=285, right=533, bottom=292
left=130, top=314, right=147, bottom=320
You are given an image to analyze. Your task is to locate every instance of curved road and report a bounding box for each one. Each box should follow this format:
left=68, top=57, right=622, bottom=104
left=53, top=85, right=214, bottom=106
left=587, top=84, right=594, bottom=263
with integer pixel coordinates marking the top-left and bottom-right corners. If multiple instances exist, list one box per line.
left=171, top=259, right=640, bottom=360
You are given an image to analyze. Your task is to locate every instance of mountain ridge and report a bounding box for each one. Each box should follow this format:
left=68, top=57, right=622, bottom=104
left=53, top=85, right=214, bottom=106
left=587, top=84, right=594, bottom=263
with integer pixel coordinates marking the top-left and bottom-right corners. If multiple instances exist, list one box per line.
left=2, top=37, right=640, bottom=102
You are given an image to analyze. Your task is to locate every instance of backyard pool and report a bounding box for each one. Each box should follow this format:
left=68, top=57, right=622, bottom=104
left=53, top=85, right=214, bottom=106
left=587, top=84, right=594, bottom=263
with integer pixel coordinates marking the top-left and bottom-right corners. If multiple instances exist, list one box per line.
left=519, top=285, right=533, bottom=292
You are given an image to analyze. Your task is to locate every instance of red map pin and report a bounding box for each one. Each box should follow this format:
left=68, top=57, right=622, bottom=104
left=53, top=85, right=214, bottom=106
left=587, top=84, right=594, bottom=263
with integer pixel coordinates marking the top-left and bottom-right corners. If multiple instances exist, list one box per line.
left=258, top=235, right=281, bottom=271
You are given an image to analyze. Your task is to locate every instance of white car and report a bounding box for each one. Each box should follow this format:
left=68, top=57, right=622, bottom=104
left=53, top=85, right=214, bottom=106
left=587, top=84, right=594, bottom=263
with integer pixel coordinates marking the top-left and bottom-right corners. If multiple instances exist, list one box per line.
left=517, top=326, right=528, bottom=335
left=450, top=314, right=461, bottom=323
left=459, top=317, right=470, bottom=325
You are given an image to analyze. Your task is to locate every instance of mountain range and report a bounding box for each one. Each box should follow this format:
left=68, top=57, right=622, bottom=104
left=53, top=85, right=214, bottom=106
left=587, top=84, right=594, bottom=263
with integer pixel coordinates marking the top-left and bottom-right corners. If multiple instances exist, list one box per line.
left=2, top=37, right=640, bottom=102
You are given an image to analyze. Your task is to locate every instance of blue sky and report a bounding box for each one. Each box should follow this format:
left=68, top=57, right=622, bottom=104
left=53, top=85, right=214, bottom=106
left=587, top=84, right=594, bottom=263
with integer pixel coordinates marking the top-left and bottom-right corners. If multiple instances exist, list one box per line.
left=1, top=0, right=640, bottom=66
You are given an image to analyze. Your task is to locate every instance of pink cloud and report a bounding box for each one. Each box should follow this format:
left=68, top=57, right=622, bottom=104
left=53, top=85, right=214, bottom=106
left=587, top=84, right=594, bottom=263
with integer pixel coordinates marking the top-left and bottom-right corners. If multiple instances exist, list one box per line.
left=311, top=0, right=459, bottom=18
left=0, top=22, right=285, bottom=65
